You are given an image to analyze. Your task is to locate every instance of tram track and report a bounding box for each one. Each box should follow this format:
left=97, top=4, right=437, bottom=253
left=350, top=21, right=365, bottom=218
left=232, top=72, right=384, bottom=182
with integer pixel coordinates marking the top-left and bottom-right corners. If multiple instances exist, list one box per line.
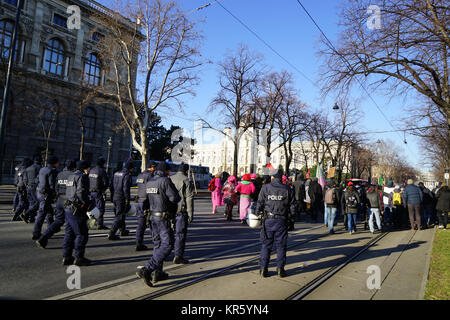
left=54, top=223, right=326, bottom=300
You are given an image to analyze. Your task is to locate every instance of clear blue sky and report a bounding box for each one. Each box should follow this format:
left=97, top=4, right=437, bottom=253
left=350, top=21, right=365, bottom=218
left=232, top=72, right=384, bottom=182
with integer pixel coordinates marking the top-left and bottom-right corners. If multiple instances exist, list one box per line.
left=98, top=0, right=425, bottom=170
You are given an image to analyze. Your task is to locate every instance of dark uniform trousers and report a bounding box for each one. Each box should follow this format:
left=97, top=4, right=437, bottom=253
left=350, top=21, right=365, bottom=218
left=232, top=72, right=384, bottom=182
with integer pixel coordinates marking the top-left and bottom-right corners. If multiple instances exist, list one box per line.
left=144, top=215, right=174, bottom=271
left=260, top=218, right=288, bottom=269
left=174, top=212, right=189, bottom=257
left=13, top=191, right=19, bottom=211
left=33, top=193, right=54, bottom=236
left=13, top=190, right=28, bottom=217
left=40, top=197, right=65, bottom=241
left=90, top=192, right=106, bottom=226
left=25, top=187, right=39, bottom=219
left=136, top=199, right=151, bottom=244
left=63, top=209, right=89, bottom=259
left=111, top=198, right=127, bottom=234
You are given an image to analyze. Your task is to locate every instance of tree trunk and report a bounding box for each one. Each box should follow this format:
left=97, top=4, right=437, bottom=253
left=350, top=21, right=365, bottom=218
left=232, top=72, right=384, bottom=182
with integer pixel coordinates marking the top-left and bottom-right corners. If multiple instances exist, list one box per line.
left=80, top=124, right=85, bottom=161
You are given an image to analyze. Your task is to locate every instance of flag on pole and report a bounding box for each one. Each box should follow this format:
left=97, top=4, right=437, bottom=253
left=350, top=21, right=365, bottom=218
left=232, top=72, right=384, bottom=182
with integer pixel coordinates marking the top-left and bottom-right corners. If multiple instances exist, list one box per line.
left=306, top=169, right=310, bottom=179
left=378, top=175, right=384, bottom=186
left=316, top=163, right=326, bottom=190
left=266, top=163, right=275, bottom=170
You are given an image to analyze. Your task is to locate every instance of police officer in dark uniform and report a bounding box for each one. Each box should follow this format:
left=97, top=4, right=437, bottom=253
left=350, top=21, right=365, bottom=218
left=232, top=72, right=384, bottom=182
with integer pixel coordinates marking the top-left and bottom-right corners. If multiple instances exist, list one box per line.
left=32, top=156, right=59, bottom=240
left=12, top=158, right=32, bottom=221
left=255, top=169, right=296, bottom=278
left=21, top=155, right=42, bottom=223
left=170, top=163, right=194, bottom=264
left=63, top=160, right=93, bottom=266
left=36, top=159, right=76, bottom=248
left=89, top=157, right=110, bottom=230
left=108, top=162, right=134, bottom=240
left=135, top=161, right=156, bottom=251
left=136, top=162, right=181, bottom=287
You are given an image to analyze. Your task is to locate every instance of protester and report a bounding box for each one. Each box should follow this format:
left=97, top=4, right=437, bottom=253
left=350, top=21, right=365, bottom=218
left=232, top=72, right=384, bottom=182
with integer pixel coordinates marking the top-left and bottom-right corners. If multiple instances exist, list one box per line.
left=418, top=182, right=435, bottom=228
left=390, top=185, right=406, bottom=229
left=435, top=183, right=449, bottom=229
left=382, top=181, right=395, bottom=228
left=323, top=180, right=340, bottom=234
left=403, top=179, right=423, bottom=230
left=292, top=173, right=306, bottom=220
left=342, top=182, right=360, bottom=234
left=366, top=185, right=383, bottom=233
left=222, top=176, right=238, bottom=221
left=235, top=174, right=255, bottom=224
left=308, top=177, right=323, bottom=222
left=209, top=173, right=223, bottom=214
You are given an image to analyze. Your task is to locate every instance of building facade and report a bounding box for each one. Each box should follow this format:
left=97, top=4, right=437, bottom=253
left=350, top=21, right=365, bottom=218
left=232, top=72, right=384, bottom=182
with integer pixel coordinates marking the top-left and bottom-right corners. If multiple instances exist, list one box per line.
left=0, top=0, right=135, bottom=183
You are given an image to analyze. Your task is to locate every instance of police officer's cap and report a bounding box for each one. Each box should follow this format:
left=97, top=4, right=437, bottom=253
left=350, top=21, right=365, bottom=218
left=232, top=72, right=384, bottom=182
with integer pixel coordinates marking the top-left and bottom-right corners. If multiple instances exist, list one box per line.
left=97, top=157, right=106, bottom=166
left=156, top=162, right=170, bottom=172
left=77, top=160, right=90, bottom=170
left=272, top=169, right=283, bottom=179
left=178, top=163, right=189, bottom=173
left=124, top=161, right=134, bottom=170
left=33, top=155, right=42, bottom=163
left=148, top=160, right=156, bottom=168
left=47, top=156, right=59, bottom=165
left=65, top=159, right=76, bottom=170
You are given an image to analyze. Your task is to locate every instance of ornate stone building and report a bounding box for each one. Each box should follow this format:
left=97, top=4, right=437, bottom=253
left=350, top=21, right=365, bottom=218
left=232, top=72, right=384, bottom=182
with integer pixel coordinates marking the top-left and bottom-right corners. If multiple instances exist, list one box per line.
left=0, top=0, right=136, bottom=183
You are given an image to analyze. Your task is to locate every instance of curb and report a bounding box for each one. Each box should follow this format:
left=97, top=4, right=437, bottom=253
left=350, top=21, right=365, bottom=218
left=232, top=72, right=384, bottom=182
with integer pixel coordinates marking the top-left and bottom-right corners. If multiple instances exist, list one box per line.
left=419, top=227, right=436, bottom=299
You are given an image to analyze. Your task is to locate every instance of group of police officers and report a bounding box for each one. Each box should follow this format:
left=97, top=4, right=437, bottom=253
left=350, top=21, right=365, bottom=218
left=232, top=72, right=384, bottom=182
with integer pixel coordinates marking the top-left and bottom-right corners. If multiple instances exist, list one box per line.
left=12, top=154, right=296, bottom=287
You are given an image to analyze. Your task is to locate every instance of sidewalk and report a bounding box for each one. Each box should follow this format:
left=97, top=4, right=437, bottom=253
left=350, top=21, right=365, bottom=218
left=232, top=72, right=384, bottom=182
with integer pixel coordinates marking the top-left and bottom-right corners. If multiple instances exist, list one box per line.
left=47, top=226, right=436, bottom=300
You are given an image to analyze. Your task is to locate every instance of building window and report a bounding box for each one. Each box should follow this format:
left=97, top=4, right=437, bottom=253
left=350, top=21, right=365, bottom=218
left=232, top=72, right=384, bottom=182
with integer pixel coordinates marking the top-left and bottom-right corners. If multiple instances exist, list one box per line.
left=83, top=53, right=101, bottom=86
left=53, top=14, right=67, bottom=28
left=92, top=32, right=104, bottom=42
left=3, top=0, right=18, bottom=6
left=83, top=107, right=96, bottom=140
left=39, top=99, right=58, bottom=136
left=0, top=20, right=13, bottom=59
left=43, top=38, right=65, bottom=75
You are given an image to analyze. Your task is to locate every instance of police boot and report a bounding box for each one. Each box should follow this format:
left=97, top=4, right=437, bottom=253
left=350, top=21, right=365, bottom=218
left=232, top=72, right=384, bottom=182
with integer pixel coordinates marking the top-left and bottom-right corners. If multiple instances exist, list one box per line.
left=260, top=268, right=268, bottom=278
left=107, top=232, right=120, bottom=241
left=32, top=233, right=41, bottom=241
left=120, top=229, right=130, bottom=237
left=173, top=256, right=189, bottom=264
left=152, top=270, right=169, bottom=283
left=136, top=243, right=148, bottom=251
left=36, top=238, right=48, bottom=249
left=136, top=267, right=153, bottom=287
left=97, top=225, right=109, bottom=230
left=75, top=257, right=92, bottom=267
left=20, top=213, right=29, bottom=224
left=62, top=256, right=75, bottom=266
left=277, top=268, right=287, bottom=278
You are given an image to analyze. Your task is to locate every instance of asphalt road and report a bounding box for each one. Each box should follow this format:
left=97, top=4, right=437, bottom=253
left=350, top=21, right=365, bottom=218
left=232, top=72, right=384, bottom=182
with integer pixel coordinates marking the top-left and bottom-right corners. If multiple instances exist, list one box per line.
left=0, top=197, right=316, bottom=300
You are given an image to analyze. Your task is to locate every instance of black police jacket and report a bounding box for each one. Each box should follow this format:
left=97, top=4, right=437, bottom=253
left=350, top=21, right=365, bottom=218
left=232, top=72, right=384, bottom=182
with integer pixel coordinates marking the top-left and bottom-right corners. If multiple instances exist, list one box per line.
left=112, top=168, right=131, bottom=201
left=15, top=165, right=27, bottom=188
left=146, top=170, right=181, bottom=213
left=23, top=163, right=41, bottom=189
left=137, top=170, right=153, bottom=200
left=36, top=165, right=58, bottom=198
left=56, top=168, right=74, bottom=197
left=255, top=178, right=296, bottom=219
left=66, top=170, right=90, bottom=205
left=89, top=165, right=109, bottom=193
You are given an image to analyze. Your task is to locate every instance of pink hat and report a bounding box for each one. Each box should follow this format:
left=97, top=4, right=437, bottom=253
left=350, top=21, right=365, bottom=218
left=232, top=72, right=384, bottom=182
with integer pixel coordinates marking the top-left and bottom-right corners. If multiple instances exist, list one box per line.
left=282, top=175, right=287, bottom=183
left=250, top=173, right=257, bottom=180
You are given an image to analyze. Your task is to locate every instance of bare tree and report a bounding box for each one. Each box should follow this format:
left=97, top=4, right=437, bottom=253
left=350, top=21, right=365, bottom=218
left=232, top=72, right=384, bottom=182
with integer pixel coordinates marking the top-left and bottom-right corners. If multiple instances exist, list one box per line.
left=319, top=0, right=449, bottom=172
left=98, top=0, right=202, bottom=171
left=207, top=44, right=263, bottom=176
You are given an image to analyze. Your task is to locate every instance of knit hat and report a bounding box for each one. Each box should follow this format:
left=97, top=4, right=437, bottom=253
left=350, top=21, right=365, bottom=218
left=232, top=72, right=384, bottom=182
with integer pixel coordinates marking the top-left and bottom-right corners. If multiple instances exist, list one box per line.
left=124, top=161, right=134, bottom=170
left=156, top=162, right=170, bottom=172
left=97, top=157, right=106, bottom=166
left=242, top=174, right=251, bottom=181
left=347, top=181, right=353, bottom=186
left=387, top=180, right=393, bottom=187
left=215, top=173, right=221, bottom=178
left=250, top=173, right=257, bottom=180
left=65, top=159, right=77, bottom=170
left=47, top=156, right=59, bottom=165
left=227, top=175, right=237, bottom=184
left=77, top=160, right=90, bottom=170
left=272, top=169, right=283, bottom=180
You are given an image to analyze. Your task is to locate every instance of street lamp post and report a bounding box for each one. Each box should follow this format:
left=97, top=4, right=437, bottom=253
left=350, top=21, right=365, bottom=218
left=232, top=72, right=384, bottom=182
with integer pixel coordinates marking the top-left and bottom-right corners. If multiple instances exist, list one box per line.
left=106, top=137, right=112, bottom=174
left=0, top=0, right=24, bottom=183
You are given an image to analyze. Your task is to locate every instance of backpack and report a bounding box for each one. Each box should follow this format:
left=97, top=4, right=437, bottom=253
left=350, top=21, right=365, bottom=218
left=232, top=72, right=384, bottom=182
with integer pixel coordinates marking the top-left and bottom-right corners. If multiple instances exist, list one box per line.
left=325, top=188, right=337, bottom=205
left=208, top=179, right=216, bottom=192
left=393, top=192, right=402, bottom=206
left=347, top=193, right=358, bottom=208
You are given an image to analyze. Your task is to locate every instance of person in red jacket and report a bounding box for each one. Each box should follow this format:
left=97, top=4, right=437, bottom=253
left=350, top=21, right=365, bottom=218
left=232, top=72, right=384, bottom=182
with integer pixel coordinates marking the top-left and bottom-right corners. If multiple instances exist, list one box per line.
left=236, top=174, right=255, bottom=224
